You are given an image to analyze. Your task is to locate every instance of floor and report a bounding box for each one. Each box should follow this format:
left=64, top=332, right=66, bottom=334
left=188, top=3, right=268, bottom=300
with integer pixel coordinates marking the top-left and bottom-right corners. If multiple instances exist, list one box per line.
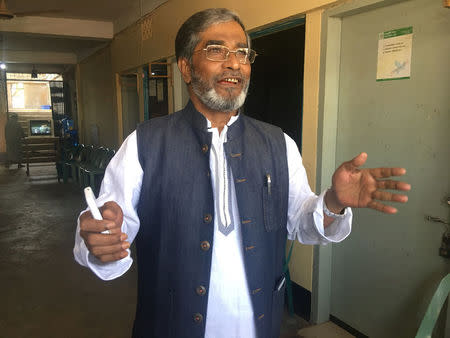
left=0, top=164, right=137, bottom=338
left=0, top=163, right=315, bottom=338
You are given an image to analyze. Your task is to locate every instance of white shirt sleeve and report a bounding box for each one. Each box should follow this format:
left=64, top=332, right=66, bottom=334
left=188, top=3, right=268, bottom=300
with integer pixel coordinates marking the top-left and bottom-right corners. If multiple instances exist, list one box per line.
left=73, top=131, right=143, bottom=280
left=285, top=134, right=352, bottom=244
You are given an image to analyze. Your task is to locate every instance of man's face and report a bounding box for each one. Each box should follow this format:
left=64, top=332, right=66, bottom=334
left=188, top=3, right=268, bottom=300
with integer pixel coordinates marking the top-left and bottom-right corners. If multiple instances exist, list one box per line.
left=188, top=21, right=251, bottom=113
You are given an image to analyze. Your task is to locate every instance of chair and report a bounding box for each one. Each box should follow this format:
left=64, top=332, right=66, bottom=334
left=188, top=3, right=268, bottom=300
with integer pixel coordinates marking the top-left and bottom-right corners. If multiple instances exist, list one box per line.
left=57, top=144, right=82, bottom=183
left=415, top=273, right=450, bottom=338
left=79, top=147, right=107, bottom=188
left=70, top=145, right=93, bottom=184
left=82, top=148, right=115, bottom=194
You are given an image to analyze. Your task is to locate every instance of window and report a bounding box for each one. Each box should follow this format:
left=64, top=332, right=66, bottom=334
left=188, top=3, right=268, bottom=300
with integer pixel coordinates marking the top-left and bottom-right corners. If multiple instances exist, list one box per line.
left=6, top=73, right=62, bottom=113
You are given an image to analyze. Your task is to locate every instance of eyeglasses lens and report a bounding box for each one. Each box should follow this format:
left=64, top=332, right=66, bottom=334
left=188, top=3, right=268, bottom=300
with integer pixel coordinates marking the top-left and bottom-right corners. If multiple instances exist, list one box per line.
left=205, top=45, right=256, bottom=64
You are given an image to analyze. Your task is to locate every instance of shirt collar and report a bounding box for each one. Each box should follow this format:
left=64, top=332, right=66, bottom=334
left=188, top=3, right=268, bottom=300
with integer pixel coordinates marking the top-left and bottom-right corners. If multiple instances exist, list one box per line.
left=206, top=113, right=240, bottom=130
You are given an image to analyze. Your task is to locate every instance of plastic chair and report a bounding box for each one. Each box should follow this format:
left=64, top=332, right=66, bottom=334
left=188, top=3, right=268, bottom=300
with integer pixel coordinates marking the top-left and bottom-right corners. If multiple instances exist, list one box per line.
left=59, top=144, right=83, bottom=183
left=79, top=147, right=107, bottom=188
left=71, top=145, right=93, bottom=184
left=83, top=148, right=115, bottom=194
left=415, top=273, right=450, bottom=338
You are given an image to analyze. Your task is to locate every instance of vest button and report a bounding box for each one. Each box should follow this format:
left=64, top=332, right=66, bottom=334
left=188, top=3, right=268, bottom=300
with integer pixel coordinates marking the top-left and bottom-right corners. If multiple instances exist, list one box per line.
left=196, top=285, right=206, bottom=296
left=201, top=144, right=209, bottom=153
left=200, top=241, right=210, bottom=251
left=193, top=313, right=203, bottom=323
left=203, top=214, right=212, bottom=223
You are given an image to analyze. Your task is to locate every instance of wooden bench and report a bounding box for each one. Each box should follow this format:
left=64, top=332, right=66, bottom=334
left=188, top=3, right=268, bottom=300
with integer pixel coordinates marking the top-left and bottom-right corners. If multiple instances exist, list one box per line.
left=23, top=137, right=60, bottom=176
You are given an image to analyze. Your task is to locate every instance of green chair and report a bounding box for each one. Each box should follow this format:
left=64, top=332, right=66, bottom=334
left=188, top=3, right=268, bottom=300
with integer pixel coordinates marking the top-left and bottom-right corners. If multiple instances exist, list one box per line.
left=70, top=145, right=93, bottom=184
left=82, top=148, right=115, bottom=194
left=60, top=144, right=83, bottom=183
left=415, top=273, right=450, bottom=338
left=79, top=147, right=107, bottom=188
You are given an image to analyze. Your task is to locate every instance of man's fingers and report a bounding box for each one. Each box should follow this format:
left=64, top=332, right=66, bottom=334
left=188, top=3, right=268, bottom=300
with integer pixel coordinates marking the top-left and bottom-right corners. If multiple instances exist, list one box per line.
left=83, top=232, right=128, bottom=247
left=97, top=250, right=129, bottom=263
left=79, top=213, right=118, bottom=233
left=367, top=200, right=398, bottom=214
left=90, top=241, right=130, bottom=257
left=376, top=180, right=411, bottom=191
left=101, top=201, right=124, bottom=221
left=369, top=167, right=406, bottom=178
left=372, top=190, right=408, bottom=203
left=350, top=152, right=367, bottom=168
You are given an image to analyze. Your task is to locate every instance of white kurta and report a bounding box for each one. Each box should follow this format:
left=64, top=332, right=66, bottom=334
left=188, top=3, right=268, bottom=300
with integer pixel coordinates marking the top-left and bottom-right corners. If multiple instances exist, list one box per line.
left=74, top=115, right=352, bottom=338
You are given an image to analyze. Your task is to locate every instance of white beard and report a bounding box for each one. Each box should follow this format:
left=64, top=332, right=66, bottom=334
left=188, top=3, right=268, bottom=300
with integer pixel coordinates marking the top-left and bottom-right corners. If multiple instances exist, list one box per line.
left=190, top=69, right=249, bottom=112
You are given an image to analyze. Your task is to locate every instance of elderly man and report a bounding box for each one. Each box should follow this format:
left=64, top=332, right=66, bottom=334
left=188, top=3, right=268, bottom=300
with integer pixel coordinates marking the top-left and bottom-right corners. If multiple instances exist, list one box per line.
left=74, top=8, right=410, bottom=338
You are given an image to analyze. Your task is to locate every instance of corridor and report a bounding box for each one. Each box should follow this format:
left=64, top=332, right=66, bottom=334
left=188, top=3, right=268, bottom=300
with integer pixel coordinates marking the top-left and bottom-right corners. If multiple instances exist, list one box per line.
left=0, top=164, right=137, bottom=337
left=0, top=164, right=311, bottom=338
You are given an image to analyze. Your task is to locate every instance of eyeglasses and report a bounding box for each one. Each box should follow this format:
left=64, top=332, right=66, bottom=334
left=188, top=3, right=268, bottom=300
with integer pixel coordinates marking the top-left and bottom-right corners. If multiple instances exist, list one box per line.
left=196, top=44, right=258, bottom=64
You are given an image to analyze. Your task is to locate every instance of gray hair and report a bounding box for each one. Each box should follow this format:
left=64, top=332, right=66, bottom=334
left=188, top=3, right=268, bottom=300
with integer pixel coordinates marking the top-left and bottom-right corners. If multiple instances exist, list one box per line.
left=175, top=8, right=250, bottom=62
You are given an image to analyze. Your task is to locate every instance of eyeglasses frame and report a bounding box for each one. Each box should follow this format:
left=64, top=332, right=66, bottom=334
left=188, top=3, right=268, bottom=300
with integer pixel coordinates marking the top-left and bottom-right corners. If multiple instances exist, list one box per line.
left=194, top=44, right=258, bottom=65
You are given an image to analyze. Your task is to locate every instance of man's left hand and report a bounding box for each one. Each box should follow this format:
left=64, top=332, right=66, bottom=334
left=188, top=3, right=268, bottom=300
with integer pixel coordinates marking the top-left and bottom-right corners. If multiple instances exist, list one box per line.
left=326, top=152, right=411, bottom=214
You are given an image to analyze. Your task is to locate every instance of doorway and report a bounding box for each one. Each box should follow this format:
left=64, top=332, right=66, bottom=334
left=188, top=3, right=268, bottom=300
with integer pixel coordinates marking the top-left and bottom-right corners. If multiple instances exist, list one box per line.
left=148, top=61, right=172, bottom=119
left=245, top=23, right=305, bottom=151
left=245, top=22, right=309, bottom=319
left=119, top=73, right=140, bottom=140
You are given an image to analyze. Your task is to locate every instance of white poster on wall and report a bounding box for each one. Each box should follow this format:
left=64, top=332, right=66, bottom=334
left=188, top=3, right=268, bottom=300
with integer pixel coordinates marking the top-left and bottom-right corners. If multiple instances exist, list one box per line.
left=376, top=27, right=413, bottom=81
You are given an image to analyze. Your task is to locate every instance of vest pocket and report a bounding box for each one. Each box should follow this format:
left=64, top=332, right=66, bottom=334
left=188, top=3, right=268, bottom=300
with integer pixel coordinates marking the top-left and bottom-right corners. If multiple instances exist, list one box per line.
left=263, top=174, right=282, bottom=231
left=271, top=280, right=286, bottom=338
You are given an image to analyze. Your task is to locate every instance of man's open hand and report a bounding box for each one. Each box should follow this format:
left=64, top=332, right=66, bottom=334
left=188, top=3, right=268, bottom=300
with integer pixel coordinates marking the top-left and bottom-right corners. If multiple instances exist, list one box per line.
left=327, top=152, right=411, bottom=214
left=79, top=201, right=130, bottom=262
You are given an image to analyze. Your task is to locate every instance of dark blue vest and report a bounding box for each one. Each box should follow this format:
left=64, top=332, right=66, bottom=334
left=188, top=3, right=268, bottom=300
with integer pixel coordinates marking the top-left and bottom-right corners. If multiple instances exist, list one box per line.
left=134, top=101, right=289, bottom=338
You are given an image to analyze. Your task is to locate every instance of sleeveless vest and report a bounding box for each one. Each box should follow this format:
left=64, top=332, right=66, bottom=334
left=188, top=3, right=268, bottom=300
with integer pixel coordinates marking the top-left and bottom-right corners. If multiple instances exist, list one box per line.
left=134, top=101, right=289, bottom=338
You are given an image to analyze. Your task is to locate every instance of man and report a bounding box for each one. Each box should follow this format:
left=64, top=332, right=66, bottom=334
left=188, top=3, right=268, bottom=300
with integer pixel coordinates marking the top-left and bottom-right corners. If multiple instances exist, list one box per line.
left=74, top=8, right=410, bottom=338
left=5, top=113, right=25, bottom=169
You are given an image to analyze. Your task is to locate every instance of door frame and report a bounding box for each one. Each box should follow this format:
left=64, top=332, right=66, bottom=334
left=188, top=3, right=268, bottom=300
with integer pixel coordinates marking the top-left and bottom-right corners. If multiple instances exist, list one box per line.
left=115, top=70, right=143, bottom=144
left=313, top=0, right=409, bottom=324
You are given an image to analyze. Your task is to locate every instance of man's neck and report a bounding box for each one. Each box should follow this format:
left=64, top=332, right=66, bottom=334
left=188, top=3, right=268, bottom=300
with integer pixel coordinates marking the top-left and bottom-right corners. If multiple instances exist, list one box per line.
left=190, top=96, right=237, bottom=134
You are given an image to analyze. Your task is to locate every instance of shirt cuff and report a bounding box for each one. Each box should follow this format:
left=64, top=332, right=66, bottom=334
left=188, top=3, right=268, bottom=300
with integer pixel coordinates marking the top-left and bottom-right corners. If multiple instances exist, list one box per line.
left=73, top=212, right=133, bottom=281
left=313, top=190, right=353, bottom=243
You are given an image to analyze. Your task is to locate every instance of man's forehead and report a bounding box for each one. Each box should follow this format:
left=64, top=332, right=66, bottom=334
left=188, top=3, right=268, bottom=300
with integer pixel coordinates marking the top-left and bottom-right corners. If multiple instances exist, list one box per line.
left=204, top=39, right=248, bottom=48
left=198, top=21, right=247, bottom=47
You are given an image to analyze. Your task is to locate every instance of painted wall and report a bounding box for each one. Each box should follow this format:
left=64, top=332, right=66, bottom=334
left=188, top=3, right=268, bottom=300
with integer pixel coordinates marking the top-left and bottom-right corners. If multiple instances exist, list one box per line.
left=109, top=0, right=341, bottom=73
left=78, top=47, right=116, bottom=148
left=78, top=0, right=347, bottom=291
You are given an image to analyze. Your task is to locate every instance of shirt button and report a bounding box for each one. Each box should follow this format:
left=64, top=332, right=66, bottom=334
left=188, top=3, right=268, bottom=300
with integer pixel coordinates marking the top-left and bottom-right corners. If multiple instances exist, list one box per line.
left=196, top=285, right=206, bottom=296
left=201, top=144, right=209, bottom=153
left=193, top=313, right=203, bottom=323
left=200, top=241, right=210, bottom=251
left=203, top=214, right=212, bottom=223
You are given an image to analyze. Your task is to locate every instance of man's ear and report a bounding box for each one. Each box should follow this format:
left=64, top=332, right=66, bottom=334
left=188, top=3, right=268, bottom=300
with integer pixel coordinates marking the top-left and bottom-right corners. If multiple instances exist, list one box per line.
left=178, top=57, right=192, bottom=84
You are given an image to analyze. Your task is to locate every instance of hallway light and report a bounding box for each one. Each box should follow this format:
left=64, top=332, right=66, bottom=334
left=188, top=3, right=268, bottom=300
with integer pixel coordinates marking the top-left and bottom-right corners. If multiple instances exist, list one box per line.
left=0, top=63, right=5, bottom=70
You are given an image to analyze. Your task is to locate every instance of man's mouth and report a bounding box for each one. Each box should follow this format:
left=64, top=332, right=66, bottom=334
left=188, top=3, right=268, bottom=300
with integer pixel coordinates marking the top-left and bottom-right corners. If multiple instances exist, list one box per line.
left=217, top=77, right=243, bottom=89
left=221, top=78, right=240, bottom=84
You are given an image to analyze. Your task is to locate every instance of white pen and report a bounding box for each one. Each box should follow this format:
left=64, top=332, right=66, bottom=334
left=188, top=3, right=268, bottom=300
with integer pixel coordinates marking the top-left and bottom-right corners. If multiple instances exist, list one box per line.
left=276, top=276, right=286, bottom=291
left=84, top=187, right=110, bottom=234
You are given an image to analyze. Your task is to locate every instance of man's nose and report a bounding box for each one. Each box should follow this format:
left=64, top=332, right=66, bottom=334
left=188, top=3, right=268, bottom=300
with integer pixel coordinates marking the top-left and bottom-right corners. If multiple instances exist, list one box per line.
left=223, top=52, right=241, bottom=70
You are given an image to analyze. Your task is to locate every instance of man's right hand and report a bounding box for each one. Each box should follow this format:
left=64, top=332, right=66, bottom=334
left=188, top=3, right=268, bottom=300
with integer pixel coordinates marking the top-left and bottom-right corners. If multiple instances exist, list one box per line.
left=79, top=201, right=130, bottom=263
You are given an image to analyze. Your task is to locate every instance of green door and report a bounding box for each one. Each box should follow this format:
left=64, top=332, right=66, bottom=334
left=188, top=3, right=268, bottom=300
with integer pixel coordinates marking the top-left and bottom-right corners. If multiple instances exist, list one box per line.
left=329, top=0, right=449, bottom=337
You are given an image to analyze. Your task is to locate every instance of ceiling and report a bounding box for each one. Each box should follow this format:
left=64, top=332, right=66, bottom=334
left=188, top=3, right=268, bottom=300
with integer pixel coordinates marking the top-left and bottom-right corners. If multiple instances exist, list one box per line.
left=0, top=0, right=166, bottom=74
left=6, top=0, right=133, bottom=21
